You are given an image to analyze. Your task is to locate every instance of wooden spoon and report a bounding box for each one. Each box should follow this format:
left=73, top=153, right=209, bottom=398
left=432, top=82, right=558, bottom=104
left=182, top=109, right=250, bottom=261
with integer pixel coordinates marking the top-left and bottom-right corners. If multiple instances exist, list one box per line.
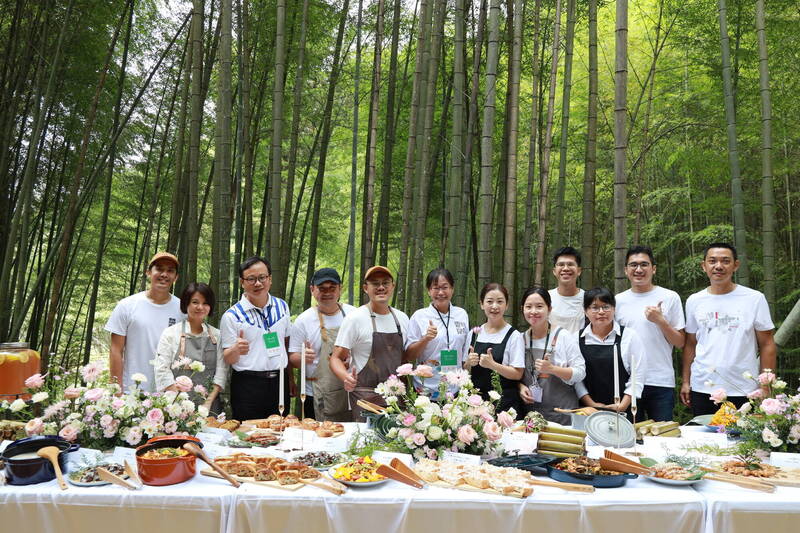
left=182, top=442, right=241, bottom=488
left=36, top=446, right=67, bottom=490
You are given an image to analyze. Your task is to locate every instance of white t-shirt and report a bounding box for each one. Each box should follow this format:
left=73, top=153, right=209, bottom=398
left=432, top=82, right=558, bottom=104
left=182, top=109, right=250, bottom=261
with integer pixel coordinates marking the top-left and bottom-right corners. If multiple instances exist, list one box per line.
left=334, top=305, right=410, bottom=373
left=615, top=286, right=685, bottom=388
left=405, top=304, right=471, bottom=393
left=473, top=324, right=525, bottom=368
left=288, top=304, right=357, bottom=395
left=685, top=285, right=774, bottom=395
left=548, top=288, right=586, bottom=333
left=104, top=291, right=185, bottom=392
left=522, top=329, right=586, bottom=385
left=219, top=294, right=291, bottom=371
left=574, top=321, right=646, bottom=399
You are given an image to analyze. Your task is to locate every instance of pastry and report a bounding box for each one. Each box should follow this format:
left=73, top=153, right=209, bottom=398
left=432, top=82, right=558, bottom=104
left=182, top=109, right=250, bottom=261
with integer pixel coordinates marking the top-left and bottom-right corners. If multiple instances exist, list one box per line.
left=277, top=469, right=300, bottom=485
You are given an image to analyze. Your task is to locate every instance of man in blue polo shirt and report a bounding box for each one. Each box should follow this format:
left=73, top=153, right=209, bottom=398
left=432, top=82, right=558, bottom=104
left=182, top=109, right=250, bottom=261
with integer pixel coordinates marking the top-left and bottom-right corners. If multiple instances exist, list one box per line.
left=221, top=256, right=291, bottom=420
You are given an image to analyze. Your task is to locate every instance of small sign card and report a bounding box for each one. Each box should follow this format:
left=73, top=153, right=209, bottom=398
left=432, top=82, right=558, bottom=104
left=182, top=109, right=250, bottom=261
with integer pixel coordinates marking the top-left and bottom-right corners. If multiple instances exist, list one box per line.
left=500, top=430, right=539, bottom=455
left=769, top=452, right=800, bottom=469
left=372, top=451, right=413, bottom=467
left=441, top=450, right=482, bottom=466
left=677, top=430, right=728, bottom=448
left=279, top=426, right=317, bottom=450
left=202, top=443, right=228, bottom=460
left=195, top=431, right=226, bottom=444
left=111, top=446, right=137, bottom=463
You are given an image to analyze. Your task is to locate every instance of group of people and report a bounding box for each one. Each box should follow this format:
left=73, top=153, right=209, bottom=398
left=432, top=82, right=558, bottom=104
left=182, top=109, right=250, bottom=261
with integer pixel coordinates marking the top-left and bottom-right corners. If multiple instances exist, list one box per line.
left=105, top=242, right=777, bottom=425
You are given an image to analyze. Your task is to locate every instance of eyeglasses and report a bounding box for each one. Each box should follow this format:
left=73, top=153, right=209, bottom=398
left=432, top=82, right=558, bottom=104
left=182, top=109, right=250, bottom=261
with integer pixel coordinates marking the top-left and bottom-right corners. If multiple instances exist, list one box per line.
left=366, top=280, right=393, bottom=288
left=242, top=275, right=270, bottom=285
left=555, top=261, right=578, bottom=268
left=588, top=305, right=613, bottom=313
left=626, top=262, right=652, bottom=270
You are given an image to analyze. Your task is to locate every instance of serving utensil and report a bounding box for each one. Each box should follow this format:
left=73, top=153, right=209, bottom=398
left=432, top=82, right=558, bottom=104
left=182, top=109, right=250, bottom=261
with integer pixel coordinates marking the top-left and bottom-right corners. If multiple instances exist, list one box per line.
left=526, top=478, right=596, bottom=493
left=124, top=460, right=142, bottom=488
left=299, top=477, right=346, bottom=495
left=599, top=457, right=652, bottom=476
left=390, top=458, right=425, bottom=485
left=375, top=463, right=424, bottom=488
left=96, top=467, right=138, bottom=490
left=36, top=446, right=66, bottom=490
left=702, top=472, right=775, bottom=492
left=356, top=399, right=385, bottom=415
left=182, top=443, right=241, bottom=488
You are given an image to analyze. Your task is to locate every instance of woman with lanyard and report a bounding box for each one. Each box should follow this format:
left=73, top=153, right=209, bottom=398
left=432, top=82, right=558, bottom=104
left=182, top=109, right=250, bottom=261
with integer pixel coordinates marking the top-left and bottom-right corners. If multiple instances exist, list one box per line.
left=464, top=283, right=524, bottom=412
left=574, top=287, right=645, bottom=418
left=406, top=268, right=471, bottom=397
left=517, top=287, right=585, bottom=424
left=154, top=283, right=229, bottom=414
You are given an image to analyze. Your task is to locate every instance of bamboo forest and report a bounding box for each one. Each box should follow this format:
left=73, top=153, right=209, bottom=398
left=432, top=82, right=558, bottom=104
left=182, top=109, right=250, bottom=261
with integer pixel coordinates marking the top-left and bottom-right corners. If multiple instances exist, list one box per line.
left=0, top=0, right=798, bottom=387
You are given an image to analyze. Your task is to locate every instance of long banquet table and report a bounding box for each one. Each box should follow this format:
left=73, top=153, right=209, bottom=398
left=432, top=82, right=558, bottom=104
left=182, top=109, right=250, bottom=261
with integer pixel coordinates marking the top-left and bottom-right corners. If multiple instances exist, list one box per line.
left=1, top=425, right=798, bottom=533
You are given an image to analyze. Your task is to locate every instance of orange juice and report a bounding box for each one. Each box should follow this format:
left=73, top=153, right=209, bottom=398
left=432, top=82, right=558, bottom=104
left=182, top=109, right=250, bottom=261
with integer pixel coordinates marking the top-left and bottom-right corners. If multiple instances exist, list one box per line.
left=0, top=342, right=41, bottom=400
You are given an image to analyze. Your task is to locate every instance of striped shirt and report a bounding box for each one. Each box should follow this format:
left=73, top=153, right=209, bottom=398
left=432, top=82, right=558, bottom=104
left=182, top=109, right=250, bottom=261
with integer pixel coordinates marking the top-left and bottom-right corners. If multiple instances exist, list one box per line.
left=220, top=294, right=291, bottom=371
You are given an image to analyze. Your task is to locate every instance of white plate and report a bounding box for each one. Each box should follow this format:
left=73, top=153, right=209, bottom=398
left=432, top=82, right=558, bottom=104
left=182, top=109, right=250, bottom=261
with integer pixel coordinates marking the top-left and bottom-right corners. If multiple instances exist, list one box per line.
left=67, top=465, right=128, bottom=487
left=327, top=463, right=389, bottom=487
left=645, top=475, right=704, bottom=486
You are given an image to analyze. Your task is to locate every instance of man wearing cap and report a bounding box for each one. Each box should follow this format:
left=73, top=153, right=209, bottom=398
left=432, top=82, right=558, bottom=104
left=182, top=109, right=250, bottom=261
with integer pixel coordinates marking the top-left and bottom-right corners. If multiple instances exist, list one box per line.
left=288, top=268, right=356, bottom=421
left=220, top=256, right=292, bottom=420
left=105, top=252, right=185, bottom=392
left=330, top=265, right=411, bottom=421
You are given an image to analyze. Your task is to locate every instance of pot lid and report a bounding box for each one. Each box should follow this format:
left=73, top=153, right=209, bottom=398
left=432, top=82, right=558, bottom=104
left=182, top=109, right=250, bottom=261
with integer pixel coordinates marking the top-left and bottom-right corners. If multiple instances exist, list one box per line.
left=584, top=411, right=636, bottom=448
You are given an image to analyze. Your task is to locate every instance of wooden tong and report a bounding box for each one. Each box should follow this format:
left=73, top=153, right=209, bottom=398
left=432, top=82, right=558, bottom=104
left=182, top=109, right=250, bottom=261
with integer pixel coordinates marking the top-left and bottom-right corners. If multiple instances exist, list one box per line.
left=97, top=467, right=139, bottom=490
left=183, top=443, right=241, bottom=488
left=376, top=461, right=425, bottom=489
left=601, top=450, right=653, bottom=476
left=554, top=407, right=599, bottom=415
left=526, top=478, right=595, bottom=493
left=124, top=460, right=142, bottom=489
left=300, top=477, right=347, bottom=495
left=356, top=399, right=386, bottom=415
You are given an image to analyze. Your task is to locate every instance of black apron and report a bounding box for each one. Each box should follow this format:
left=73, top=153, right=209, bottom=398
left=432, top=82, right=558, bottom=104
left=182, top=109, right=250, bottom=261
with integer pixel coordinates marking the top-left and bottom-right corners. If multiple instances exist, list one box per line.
left=522, top=327, right=578, bottom=425
left=470, top=326, right=517, bottom=410
left=579, top=326, right=629, bottom=407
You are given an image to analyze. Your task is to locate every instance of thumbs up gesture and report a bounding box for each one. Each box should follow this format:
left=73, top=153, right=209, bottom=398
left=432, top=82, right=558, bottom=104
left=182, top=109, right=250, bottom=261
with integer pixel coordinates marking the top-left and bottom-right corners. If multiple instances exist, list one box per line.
left=303, top=340, right=316, bottom=364
left=344, top=365, right=358, bottom=392
left=466, top=345, right=480, bottom=369
left=425, top=320, right=438, bottom=341
left=234, top=329, right=250, bottom=357
left=479, top=348, right=495, bottom=369
left=644, top=300, right=665, bottom=325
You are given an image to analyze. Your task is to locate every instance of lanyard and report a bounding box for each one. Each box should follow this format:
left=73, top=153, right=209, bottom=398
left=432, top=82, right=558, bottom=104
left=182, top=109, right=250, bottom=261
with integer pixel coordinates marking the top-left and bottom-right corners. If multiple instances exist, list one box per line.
left=529, top=326, right=551, bottom=380
left=253, top=302, right=273, bottom=332
left=433, top=304, right=451, bottom=349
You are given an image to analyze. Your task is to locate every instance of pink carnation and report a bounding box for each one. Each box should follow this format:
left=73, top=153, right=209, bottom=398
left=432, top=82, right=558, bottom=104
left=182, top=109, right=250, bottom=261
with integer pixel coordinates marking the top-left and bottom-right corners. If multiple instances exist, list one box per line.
left=497, top=411, right=515, bottom=428
left=174, top=375, right=193, bottom=392
left=402, top=414, right=417, bottom=427
left=64, top=386, right=83, bottom=399
left=457, top=425, right=477, bottom=444
left=84, top=388, right=104, bottom=402
left=412, top=432, right=426, bottom=446
left=59, top=424, right=79, bottom=442
left=112, top=398, right=125, bottom=410
left=760, top=398, right=786, bottom=416
left=193, top=384, right=208, bottom=397
left=709, top=388, right=728, bottom=405
left=164, top=421, right=178, bottom=434
left=80, top=362, right=102, bottom=383
left=25, top=418, right=44, bottom=436
left=414, top=365, right=434, bottom=378
left=467, top=394, right=483, bottom=407
left=758, top=371, right=776, bottom=385
left=483, top=421, right=502, bottom=441
left=24, top=373, right=46, bottom=389
left=396, top=363, right=414, bottom=376
left=747, top=388, right=764, bottom=400
left=100, top=414, right=114, bottom=428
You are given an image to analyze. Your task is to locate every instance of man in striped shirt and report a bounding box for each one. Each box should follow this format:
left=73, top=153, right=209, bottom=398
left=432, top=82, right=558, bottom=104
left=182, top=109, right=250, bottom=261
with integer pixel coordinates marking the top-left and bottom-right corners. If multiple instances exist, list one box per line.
left=221, top=256, right=292, bottom=420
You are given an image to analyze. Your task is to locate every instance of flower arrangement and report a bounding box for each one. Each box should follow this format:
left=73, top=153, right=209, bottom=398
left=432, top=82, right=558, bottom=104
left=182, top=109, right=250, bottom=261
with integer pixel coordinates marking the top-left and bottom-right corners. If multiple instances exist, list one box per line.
left=376, top=365, right=516, bottom=460
left=1, top=363, right=208, bottom=450
left=711, top=369, right=800, bottom=454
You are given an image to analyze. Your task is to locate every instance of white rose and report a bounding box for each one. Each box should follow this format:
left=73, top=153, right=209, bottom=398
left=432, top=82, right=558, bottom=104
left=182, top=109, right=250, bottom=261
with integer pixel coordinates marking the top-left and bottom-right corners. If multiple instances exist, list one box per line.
left=31, top=392, right=49, bottom=403
left=742, top=371, right=753, bottom=380
left=9, top=398, right=26, bottom=412
left=738, top=402, right=752, bottom=414
left=197, top=405, right=209, bottom=417
left=774, top=380, right=787, bottom=390
left=189, top=361, right=205, bottom=373
left=132, top=373, right=148, bottom=383
left=488, top=390, right=501, bottom=401
left=427, top=426, right=444, bottom=440
left=414, top=396, right=431, bottom=408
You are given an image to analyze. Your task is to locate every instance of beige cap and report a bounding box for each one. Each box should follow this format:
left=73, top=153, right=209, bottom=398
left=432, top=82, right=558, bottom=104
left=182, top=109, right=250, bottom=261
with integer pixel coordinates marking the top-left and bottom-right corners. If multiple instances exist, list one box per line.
left=364, top=265, right=393, bottom=281
left=148, top=251, right=180, bottom=269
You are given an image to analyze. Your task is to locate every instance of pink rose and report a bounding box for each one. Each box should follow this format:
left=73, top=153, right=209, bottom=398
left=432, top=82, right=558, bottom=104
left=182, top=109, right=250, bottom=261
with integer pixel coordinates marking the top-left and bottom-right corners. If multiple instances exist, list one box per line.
left=414, top=365, right=434, bottom=378
left=457, top=425, right=477, bottom=444
left=64, top=386, right=83, bottom=399
left=412, top=432, right=426, bottom=446
left=396, top=363, right=414, bottom=376
left=709, top=388, right=727, bottom=404
left=426, top=448, right=438, bottom=460
left=174, top=375, right=193, bottom=393
left=402, top=414, right=417, bottom=427
left=59, top=424, right=79, bottom=442
left=25, top=418, right=45, bottom=436
left=193, top=384, right=208, bottom=397
left=25, top=373, right=46, bottom=389
left=80, top=362, right=102, bottom=383
left=758, top=371, right=776, bottom=385
left=147, top=408, right=164, bottom=424
left=480, top=412, right=493, bottom=423
left=483, top=421, right=502, bottom=441
left=467, top=394, right=483, bottom=407
left=497, top=411, right=515, bottom=428
left=761, top=398, right=786, bottom=416
left=100, top=414, right=114, bottom=428
left=398, top=427, right=413, bottom=439
left=747, top=388, right=764, bottom=400
left=164, top=421, right=178, bottom=434
left=112, top=398, right=125, bottom=410
left=142, top=399, right=152, bottom=409
left=84, top=388, right=104, bottom=402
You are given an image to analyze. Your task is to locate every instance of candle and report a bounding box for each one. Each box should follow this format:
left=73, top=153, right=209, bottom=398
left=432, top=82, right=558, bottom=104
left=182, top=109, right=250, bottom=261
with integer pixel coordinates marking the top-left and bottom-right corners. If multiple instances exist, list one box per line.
left=631, top=350, right=637, bottom=410
left=279, top=362, right=285, bottom=415
left=300, top=341, right=307, bottom=399
left=613, top=343, right=620, bottom=403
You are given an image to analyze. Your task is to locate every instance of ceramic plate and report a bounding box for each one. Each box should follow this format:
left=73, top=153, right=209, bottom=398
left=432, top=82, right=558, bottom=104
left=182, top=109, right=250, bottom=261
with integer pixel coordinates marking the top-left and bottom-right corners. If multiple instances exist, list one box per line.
left=327, top=464, right=389, bottom=487
left=67, top=465, right=129, bottom=487
left=645, top=475, right=704, bottom=486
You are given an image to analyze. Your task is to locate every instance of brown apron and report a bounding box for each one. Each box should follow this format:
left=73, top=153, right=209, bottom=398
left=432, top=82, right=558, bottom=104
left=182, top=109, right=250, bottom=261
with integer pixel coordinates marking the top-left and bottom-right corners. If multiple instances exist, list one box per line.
left=522, top=327, right=578, bottom=425
left=349, top=307, right=404, bottom=422
left=174, top=320, right=222, bottom=415
left=312, top=306, right=352, bottom=421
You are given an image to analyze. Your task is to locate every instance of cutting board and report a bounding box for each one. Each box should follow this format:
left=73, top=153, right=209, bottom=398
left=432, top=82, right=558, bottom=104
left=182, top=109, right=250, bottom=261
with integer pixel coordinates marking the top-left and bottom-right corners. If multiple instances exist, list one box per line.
left=707, top=467, right=800, bottom=488
left=426, top=479, right=533, bottom=499
left=201, top=468, right=304, bottom=491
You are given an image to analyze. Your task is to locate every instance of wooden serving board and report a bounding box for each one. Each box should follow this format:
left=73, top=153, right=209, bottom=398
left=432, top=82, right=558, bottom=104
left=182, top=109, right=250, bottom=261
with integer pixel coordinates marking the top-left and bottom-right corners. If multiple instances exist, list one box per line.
left=707, top=467, right=800, bottom=488
left=428, top=479, right=532, bottom=499
left=201, top=468, right=304, bottom=491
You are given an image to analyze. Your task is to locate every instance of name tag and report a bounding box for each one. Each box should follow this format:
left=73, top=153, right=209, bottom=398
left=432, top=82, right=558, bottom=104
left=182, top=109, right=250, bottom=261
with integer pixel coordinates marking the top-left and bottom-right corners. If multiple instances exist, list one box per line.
left=440, top=349, right=458, bottom=371
left=263, top=331, right=281, bottom=358
left=529, top=383, right=543, bottom=403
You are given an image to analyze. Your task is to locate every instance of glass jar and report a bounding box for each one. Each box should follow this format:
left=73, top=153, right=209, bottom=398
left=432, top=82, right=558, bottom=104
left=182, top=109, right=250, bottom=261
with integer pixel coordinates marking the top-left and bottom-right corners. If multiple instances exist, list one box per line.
left=0, top=342, right=41, bottom=400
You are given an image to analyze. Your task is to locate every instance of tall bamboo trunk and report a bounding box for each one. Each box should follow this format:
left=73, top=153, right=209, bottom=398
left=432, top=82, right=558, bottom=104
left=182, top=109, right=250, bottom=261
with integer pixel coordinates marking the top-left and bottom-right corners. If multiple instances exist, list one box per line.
left=268, top=0, right=286, bottom=289
left=504, top=0, right=523, bottom=305
left=613, top=0, right=628, bottom=294
left=349, top=0, right=363, bottom=304
left=445, top=0, right=466, bottom=274
left=553, top=0, right=576, bottom=249
left=580, top=0, right=597, bottom=289
left=521, top=0, right=541, bottom=291
left=185, top=0, right=205, bottom=284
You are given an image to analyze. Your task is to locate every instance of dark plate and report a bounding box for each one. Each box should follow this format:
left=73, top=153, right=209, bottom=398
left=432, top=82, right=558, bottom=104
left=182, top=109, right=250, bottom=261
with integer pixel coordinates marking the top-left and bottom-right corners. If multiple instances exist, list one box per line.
left=546, top=462, right=637, bottom=488
left=488, top=453, right=559, bottom=474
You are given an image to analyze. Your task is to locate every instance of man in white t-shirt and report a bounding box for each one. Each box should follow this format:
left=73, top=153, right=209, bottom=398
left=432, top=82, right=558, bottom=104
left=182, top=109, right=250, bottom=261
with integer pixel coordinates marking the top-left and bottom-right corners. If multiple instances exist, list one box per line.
left=681, top=243, right=777, bottom=416
left=548, top=246, right=586, bottom=333
left=220, top=256, right=291, bottom=420
left=288, top=268, right=356, bottom=421
left=331, top=265, right=411, bottom=421
left=105, top=252, right=185, bottom=393
left=616, top=246, right=686, bottom=421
